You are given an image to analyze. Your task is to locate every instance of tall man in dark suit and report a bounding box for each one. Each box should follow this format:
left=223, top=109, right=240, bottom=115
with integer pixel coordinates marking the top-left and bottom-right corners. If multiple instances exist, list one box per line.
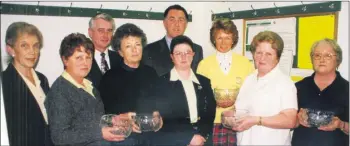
left=142, top=4, right=203, bottom=76
left=87, top=13, right=122, bottom=87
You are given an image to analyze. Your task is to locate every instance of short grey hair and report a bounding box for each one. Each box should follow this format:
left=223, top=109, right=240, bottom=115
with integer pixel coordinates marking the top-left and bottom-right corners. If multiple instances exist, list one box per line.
left=89, top=13, right=115, bottom=30
left=5, top=22, right=43, bottom=63
left=310, top=38, right=342, bottom=67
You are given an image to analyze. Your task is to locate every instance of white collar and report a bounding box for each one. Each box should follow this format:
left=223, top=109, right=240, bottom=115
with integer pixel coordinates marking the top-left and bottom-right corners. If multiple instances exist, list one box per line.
left=95, top=48, right=109, bottom=56
left=216, top=49, right=233, bottom=59
left=170, top=67, right=200, bottom=84
left=255, top=65, right=281, bottom=81
left=16, top=67, right=41, bottom=87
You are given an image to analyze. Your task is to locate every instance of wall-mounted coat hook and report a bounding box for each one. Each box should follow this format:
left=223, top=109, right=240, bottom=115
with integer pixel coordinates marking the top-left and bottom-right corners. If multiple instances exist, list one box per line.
left=146, top=7, right=152, bottom=18
left=329, top=3, right=335, bottom=9
left=300, top=1, right=307, bottom=12
left=250, top=5, right=255, bottom=11
left=67, top=2, right=73, bottom=14
left=228, top=8, right=235, bottom=18
left=274, top=2, right=280, bottom=14
left=35, top=1, right=40, bottom=13
left=96, top=4, right=103, bottom=13
left=251, top=5, right=257, bottom=16
left=123, top=5, right=129, bottom=16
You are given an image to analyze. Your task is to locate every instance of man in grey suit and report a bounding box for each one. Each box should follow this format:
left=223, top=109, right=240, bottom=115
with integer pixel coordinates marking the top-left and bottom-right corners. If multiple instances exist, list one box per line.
left=142, top=4, right=203, bottom=76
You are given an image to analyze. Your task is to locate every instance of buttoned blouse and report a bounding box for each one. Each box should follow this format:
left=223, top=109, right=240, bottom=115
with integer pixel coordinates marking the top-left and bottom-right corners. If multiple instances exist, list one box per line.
left=235, top=66, right=298, bottom=145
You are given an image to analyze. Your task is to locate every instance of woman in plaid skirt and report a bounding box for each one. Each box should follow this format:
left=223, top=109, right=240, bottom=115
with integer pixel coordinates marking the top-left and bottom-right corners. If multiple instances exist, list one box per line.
left=197, top=18, right=254, bottom=146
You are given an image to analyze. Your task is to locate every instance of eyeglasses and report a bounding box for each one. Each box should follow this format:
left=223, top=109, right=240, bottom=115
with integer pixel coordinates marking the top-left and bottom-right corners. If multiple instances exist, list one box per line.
left=173, top=51, right=194, bottom=57
left=312, top=53, right=337, bottom=60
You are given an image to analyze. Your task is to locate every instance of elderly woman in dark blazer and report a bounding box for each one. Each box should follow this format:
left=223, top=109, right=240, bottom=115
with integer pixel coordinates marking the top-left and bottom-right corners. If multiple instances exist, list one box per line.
left=2, top=22, right=53, bottom=146
left=292, top=38, right=349, bottom=146
left=141, top=35, right=216, bottom=146
left=45, top=33, right=124, bottom=146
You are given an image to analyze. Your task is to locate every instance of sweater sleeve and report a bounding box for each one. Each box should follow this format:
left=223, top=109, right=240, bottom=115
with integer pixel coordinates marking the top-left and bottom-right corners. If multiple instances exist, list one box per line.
left=45, top=85, right=103, bottom=145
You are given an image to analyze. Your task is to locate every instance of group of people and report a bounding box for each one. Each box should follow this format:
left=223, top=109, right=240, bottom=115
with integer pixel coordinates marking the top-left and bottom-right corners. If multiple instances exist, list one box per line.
left=1, top=4, right=349, bottom=146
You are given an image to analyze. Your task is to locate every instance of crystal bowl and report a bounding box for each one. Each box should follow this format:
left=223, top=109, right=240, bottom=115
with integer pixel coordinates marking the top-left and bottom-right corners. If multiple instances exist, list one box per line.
left=305, top=108, right=335, bottom=127
left=100, top=114, right=132, bottom=137
left=221, top=109, right=249, bottom=129
left=134, top=113, right=162, bottom=132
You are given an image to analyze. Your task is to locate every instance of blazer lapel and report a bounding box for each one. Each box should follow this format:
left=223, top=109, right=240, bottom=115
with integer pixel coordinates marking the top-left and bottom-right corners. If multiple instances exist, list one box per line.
left=92, top=59, right=102, bottom=75
left=160, top=37, right=170, bottom=53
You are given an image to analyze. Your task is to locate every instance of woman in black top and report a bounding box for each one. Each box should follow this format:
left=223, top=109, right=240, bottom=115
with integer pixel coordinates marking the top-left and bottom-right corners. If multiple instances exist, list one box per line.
left=292, top=38, right=349, bottom=146
left=99, top=23, right=159, bottom=146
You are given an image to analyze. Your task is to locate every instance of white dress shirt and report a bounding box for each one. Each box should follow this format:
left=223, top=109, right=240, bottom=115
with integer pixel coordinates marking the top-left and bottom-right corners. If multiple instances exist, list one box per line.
left=235, top=66, right=298, bottom=145
left=170, top=68, right=199, bottom=123
left=165, top=35, right=172, bottom=50
left=216, top=50, right=233, bottom=75
left=94, top=48, right=111, bottom=71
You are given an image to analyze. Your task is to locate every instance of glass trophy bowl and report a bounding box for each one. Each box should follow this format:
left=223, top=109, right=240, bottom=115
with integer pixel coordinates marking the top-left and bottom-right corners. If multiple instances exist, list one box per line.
left=305, top=108, right=334, bottom=127
left=134, top=113, right=162, bottom=132
left=100, top=114, right=132, bottom=137
left=221, top=109, right=249, bottom=129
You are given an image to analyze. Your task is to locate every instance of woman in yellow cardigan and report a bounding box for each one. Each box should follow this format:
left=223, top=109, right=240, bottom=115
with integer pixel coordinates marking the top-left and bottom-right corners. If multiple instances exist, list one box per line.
left=197, top=18, right=254, bottom=146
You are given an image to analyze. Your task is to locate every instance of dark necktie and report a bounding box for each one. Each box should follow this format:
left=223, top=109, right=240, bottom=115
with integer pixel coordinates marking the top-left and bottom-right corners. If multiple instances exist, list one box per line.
left=101, top=52, right=109, bottom=74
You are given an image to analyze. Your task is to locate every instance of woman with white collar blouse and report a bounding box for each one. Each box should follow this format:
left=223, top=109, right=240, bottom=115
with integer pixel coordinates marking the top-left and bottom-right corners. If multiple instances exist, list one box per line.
left=140, top=35, right=216, bottom=146
left=197, top=18, right=254, bottom=146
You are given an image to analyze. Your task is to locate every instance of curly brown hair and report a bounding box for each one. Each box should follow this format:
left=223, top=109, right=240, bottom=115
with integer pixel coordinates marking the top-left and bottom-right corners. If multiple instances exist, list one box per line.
left=210, top=18, right=239, bottom=49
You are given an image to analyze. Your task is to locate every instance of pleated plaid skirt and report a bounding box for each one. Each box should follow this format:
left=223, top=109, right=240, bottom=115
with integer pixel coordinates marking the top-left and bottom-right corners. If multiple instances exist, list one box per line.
left=212, top=123, right=237, bottom=146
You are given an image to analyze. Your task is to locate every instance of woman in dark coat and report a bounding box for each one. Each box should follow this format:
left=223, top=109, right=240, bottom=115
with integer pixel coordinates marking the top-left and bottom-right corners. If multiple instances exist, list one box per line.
left=2, top=22, right=53, bottom=146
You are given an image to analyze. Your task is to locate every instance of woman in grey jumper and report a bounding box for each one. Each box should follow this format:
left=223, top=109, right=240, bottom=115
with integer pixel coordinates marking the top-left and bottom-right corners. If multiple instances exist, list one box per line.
left=45, top=33, right=126, bottom=146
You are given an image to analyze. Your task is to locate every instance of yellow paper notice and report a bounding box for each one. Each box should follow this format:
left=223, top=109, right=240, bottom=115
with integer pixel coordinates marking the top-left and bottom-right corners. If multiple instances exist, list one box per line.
left=297, top=15, right=335, bottom=69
